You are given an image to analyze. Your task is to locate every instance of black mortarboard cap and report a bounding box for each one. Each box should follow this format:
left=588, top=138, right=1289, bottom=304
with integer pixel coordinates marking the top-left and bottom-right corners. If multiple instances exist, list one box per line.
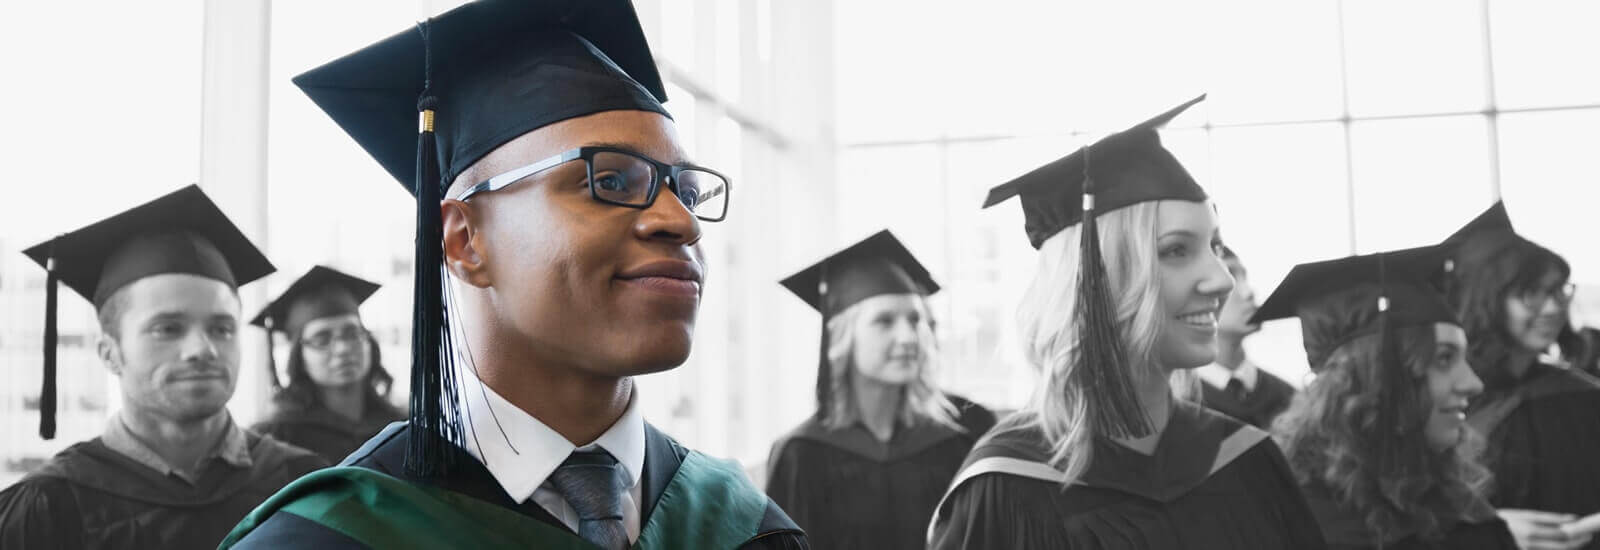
left=1444, top=201, right=1514, bottom=245
left=250, top=266, right=381, bottom=390
left=780, top=230, right=941, bottom=419
left=981, top=96, right=1210, bottom=439
left=983, top=94, right=1209, bottom=249
left=293, top=0, right=668, bottom=196
left=1251, top=245, right=1458, bottom=369
left=780, top=230, right=940, bottom=316
left=294, top=0, right=670, bottom=477
left=21, top=184, right=274, bottom=439
left=1254, top=245, right=1460, bottom=482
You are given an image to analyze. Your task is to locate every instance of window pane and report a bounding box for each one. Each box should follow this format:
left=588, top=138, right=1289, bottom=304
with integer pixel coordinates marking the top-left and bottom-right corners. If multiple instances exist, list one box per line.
left=1209, top=123, right=1351, bottom=385
left=1343, top=1, right=1488, bottom=117
left=0, top=0, right=205, bottom=487
left=1498, top=109, right=1600, bottom=283
left=1349, top=115, right=1494, bottom=251
left=1490, top=0, right=1600, bottom=108
left=1206, top=0, right=1346, bottom=124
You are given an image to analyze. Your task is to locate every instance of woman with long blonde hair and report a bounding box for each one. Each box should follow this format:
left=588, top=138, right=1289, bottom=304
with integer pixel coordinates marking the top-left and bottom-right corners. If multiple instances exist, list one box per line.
left=767, top=230, right=995, bottom=550
left=928, top=96, right=1323, bottom=549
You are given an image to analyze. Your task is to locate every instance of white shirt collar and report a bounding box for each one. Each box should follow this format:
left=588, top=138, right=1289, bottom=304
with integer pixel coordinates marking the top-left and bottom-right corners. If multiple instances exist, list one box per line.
left=1196, top=359, right=1260, bottom=392
left=456, top=371, right=646, bottom=504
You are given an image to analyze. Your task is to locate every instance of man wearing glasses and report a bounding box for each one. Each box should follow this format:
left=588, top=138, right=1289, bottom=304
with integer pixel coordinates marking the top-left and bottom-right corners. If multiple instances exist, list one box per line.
left=222, top=1, right=805, bottom=549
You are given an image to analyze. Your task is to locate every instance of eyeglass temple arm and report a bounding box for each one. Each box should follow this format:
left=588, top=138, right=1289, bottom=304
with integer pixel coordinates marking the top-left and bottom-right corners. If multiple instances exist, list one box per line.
left=452, top=149, right=584, bottom=201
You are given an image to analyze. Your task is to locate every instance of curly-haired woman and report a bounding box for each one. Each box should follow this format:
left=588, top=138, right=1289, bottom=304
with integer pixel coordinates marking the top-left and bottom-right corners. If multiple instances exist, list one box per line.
left=1262, top=247, right=1521, bottom=549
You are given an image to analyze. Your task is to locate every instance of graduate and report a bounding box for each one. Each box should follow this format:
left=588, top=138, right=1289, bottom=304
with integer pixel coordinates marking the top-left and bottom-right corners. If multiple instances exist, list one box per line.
left=1444, top=202, right=1600, bottom=550
left=927, top=95, right=1326, bottom=549
left=221, top=1, right=805, bottom=548
left=767, top=230, right=996, bottom=550
left=1261, top=246, right=1520, bottom=549
left=0, top=185, right=328, bottom=550
left=1196, top=246, right=1295, bottom=429
left=249, top=266, right=406, bottom=463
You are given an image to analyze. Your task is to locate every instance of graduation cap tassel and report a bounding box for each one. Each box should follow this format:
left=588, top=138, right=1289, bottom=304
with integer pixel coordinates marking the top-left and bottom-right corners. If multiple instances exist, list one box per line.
left=813, top=268, right=832, bottom=420
left=406, top=20, right=462, bottom=478
left=40, top=245, right=58, bottom=440
left=1372, top=253, right=1412, bottom=491
left=1074, top=148, right=1152, bottom=439
left=263, top=318, right=281, bottom=392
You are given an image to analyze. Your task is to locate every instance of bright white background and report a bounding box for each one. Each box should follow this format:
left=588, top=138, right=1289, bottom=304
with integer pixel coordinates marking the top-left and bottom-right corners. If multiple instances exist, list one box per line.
left=2, top=0, right=1598, bottom=486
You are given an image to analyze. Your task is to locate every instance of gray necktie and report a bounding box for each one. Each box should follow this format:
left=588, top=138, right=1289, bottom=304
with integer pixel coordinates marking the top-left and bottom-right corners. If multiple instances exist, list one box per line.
left=548, top=449, right=630, bottom=550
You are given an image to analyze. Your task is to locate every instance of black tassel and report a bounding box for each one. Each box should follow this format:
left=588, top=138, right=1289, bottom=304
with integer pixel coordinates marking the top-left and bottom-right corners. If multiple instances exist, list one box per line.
left=405, top=19, right=462, bottom=478
left=41, top=246, right=58, bottom=440
left=1373, top=254, right=1410, bottom=471
left=814, top=267, right=831, bottom=420
left=264, top=318, right=281, bottom=392
left=1073, top=147, right=1151, bottom=439
left=814, top=320, right=831, bottom=420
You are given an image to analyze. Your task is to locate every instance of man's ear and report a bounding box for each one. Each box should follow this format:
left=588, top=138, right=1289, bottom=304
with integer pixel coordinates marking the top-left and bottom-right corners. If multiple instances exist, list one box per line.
left=98, top=335, right=123, bottom=377
left=442, top=199, right=492, bottom=288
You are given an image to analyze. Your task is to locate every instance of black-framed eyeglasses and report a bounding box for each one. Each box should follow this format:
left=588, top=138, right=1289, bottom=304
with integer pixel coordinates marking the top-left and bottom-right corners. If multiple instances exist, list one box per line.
left=1514, top=282, right=1577, bottom=309
left=454, top=146, right=731, bottom=222
left=300, top=326, right=371, bottom=351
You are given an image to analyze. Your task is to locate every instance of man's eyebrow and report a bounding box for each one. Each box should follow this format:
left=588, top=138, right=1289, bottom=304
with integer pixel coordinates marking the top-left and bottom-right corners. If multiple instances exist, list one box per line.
left=584, top=141, right=689, bottom=164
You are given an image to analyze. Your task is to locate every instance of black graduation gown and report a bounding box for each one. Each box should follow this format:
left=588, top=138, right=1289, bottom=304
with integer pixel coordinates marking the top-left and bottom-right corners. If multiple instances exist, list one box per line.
left=1200, top=369, right=1296, bottom=429
left=1469, top=362, right=1600, bottom=549
left=929, top=400, right=1327, bottom=549
left=230, top=422, right=809, bottom=549
left=766, top=395, right=996, bottom=550
left=0, top=431, right=327, bottom=550
left=1302, top=485, right=1517, bottom=550
left=250, top=399, right=406, bottom=464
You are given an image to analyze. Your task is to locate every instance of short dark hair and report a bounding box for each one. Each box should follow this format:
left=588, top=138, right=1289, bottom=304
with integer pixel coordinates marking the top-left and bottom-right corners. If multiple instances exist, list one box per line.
left=96, top=289, right=131, bottom=340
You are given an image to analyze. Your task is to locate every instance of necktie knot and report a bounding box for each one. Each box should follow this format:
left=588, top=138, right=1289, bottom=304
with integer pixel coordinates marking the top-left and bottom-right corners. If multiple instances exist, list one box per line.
left=1225, top=377, right=1247, bottom=400
left=549, top=449, right=629, bottom=549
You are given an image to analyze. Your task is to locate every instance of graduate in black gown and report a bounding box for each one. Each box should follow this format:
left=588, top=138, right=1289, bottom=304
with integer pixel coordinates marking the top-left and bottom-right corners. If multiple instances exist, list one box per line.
left=249, top=266, right=406, bottom=463
left=767, top=230, right=997, bottom=550
left=1444, top=202, right=1600, bottom=550
left=1259, top=246, right=1520, bottom=550
left=928, top=95, right=1325, bottom=549
left=0, top=186, right=328, bottom=550
left=222, top=1, right=805, bottom=548
left=1197, top=246, right=1296, bottom=429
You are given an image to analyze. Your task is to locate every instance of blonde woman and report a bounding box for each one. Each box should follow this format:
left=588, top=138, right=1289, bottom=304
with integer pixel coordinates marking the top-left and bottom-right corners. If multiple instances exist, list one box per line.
left=928, top=96, right=1324, bottom=549
left=768, top=230, right=995, bottom=550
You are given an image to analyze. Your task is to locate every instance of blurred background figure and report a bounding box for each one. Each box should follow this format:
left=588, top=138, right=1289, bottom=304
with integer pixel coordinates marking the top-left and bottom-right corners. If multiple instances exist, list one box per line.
left=1445, top=203, right=1600, bottom=550
left=249, top=266, right=404, bottom=463
left=1197, top=246, right=1296, bottom=429
left=0, top=186, right=326, bottom=550
left=766, top=230, right=994, bottom=550
left=1264, top=247, right=1520, bottom=550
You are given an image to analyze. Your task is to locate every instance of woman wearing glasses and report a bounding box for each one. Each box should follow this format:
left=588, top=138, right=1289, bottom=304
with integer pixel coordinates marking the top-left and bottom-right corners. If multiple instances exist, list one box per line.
left=250, top=266, right=405, bottom=463
left=768, top=230, right=995, bottom=550
left=1445, top=203, right=1600, bottom=550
